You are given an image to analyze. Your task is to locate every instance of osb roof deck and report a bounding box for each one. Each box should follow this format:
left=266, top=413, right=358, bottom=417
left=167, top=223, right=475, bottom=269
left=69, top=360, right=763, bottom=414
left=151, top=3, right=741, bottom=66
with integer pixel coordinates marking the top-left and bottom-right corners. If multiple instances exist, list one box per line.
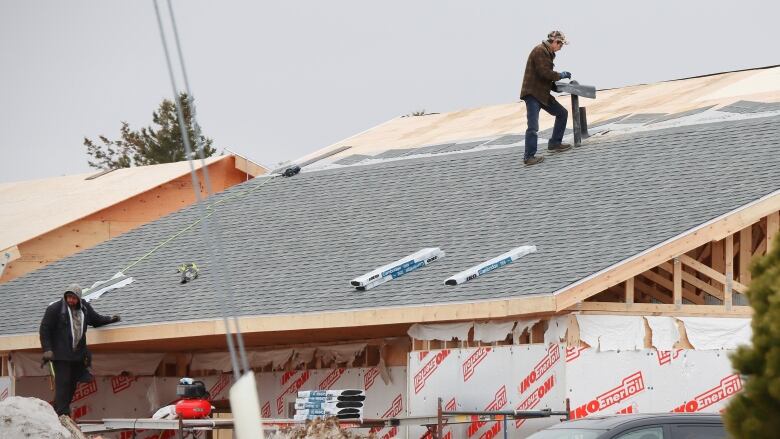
left=295, top=66, right=780, bottom=163
left=0, top=156, right=233, bottom=252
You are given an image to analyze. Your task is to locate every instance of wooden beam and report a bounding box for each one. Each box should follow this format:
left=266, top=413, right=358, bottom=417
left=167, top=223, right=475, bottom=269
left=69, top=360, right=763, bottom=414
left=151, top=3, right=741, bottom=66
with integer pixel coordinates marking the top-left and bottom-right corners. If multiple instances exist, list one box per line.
left=679, top=254, right=748, bottom=294
left=635, top=276, right=673, bottom=304
left=753, top=239, right=767, bottom=258
left=625, top=278, right=634, bottom=305
left=570, top=302, right=753, bottom=317
left=725, top=235, right=734, bottom=309
left=711, top=239, right=724, bottom=290
left=740, top=226, right=752, bottom=284
left=681, top=270, right=723, bottom=300
left=554, top=190, right=780, bottom=311
left=232, top=155, right=266, bottom=177
left=697, top=242, right=711, bottom=262
left=647, top=264, right=705, bottom=304
left=673, top=258, right=682, bottom=308
left=768, top=212, right=779, bottom=252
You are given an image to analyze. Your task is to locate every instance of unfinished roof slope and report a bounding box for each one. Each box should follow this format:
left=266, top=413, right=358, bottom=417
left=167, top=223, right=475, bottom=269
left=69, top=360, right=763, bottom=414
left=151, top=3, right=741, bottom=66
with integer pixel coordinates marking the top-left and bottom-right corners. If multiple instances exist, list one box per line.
left=0, top=114, right=778, bottom=341
left=0, top=155, right=266, bottom=252
left=295, top=65, right=780, bottom=163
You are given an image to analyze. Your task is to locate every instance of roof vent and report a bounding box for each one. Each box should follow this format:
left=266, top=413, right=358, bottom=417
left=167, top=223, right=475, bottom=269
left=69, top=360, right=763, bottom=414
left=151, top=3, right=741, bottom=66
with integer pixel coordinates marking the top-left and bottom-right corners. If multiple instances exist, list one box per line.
left=351, top=248, right=444, bottom=291
left=444, top=245, right=536, bottom=286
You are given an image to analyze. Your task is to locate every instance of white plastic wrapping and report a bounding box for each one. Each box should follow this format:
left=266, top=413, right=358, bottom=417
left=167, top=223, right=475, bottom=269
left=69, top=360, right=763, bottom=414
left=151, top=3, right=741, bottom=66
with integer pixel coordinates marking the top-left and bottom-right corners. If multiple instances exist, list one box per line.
left=473, top=321, right=515, bottom=343
left=645, top=316, right=681, bottom=351
left=678, top=317, right=752, bottom=350
left=317, top=343, right=367, bottom=367
left=444, top=245, right=536, bottom=285
left=351, top=248, right=444, bottom=290
left=576, top=315, right=645, bottom=351
left=543, top=316, right=569, bottom=346
left=252, top=349, right=294, bottom=370
left=408, top=322, right=473, bottom=341
left=11, top=352, right=165, bottom=377
left=513, top=318, right=540, bottom=344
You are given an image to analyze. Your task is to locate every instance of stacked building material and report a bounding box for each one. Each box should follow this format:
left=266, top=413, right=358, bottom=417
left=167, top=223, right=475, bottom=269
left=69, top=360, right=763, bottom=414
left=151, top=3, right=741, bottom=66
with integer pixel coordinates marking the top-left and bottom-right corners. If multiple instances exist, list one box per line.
left=294, top=390, right=366, bottom=421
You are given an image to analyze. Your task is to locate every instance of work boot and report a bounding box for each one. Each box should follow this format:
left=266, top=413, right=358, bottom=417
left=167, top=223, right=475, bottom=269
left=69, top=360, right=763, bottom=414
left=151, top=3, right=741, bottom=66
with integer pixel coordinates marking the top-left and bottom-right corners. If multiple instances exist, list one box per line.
left=523, top=156, right=545, bottom=166
left=547, top=143, right=572, bottom=152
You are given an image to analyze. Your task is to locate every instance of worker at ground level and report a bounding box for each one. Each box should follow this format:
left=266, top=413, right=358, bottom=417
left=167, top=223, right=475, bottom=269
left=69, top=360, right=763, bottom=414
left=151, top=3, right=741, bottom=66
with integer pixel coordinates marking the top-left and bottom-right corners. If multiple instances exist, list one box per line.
left=39, top=284, right=120, bottom=416
left=520, top=30, right=573, bottom=166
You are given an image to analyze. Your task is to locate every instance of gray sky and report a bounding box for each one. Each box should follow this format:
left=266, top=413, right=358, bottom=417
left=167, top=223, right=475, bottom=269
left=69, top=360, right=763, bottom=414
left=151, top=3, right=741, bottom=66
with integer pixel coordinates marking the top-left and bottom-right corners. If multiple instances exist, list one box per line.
left=1, top=1, right=777, bottom=183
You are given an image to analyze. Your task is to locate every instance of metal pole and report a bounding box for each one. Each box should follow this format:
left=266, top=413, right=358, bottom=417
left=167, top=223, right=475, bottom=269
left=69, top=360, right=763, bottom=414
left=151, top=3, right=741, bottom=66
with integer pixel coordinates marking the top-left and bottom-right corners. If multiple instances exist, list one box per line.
left=503, top=416, right=508, bottom=439
left=571, top=89, right=582, bottom=147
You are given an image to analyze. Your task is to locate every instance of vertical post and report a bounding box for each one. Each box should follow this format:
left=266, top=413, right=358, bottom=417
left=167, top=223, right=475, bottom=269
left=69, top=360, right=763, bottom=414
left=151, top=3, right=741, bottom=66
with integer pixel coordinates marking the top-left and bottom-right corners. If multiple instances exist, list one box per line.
left=571, top=93, right=581, bottom=147
left=725, top=235, right=734, bottom=309
left=437, top=397, right=443, bottom=439
left=712, top=239, right=725, bottom=289
left=673, top=258, right=682, bottom=308
left=579, top=107, right=589, bottom=138
left=503, top=417, right=508, bottom=439
left=625, top=278, right=635, bottom=306
left=740, top=226, right=752, bottom=284
left=768, top=212, right=779, bottom=252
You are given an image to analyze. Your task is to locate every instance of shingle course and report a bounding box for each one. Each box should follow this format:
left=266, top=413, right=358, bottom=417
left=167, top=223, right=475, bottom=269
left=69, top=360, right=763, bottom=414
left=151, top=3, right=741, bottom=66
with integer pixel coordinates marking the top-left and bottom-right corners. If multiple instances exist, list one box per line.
left=1, top=116, right=778, bottom=336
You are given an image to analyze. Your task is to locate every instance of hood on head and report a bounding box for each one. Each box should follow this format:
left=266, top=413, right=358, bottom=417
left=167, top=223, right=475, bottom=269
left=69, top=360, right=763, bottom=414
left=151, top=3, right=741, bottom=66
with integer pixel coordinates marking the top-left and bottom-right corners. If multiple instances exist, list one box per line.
left=64, top=283, right=82, bottom=300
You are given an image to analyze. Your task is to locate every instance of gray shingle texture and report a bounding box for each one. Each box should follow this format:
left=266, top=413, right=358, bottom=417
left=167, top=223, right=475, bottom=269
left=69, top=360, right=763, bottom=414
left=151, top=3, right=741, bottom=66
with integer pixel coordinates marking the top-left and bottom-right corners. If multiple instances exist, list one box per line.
left=2, top=116, right=779, bottom=336
left=333, top=154, right=371, bottom=165
left=717, top=100, right=780, bottom=114
left=614, top=113, right=668, bottom=124
left=645, top=106, right=715, bottom=125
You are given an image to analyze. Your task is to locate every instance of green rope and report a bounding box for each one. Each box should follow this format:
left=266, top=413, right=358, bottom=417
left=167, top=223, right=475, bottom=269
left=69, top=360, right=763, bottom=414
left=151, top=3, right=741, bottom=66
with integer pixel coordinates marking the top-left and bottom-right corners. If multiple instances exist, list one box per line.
left=120, top=175, right=276, bottom=274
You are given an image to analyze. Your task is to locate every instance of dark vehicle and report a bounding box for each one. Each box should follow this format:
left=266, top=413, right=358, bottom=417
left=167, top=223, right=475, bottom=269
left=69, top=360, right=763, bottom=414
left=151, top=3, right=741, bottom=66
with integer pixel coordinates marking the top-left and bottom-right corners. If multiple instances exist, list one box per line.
left=525, top=413, right=730, bottom=439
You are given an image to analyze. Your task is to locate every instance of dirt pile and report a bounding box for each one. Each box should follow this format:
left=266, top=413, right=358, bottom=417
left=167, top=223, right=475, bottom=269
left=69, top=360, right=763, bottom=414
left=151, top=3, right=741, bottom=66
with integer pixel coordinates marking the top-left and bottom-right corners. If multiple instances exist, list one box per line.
left=0, top=396, right=71, bottom=439
left=270, top=417, right=374, bottom=439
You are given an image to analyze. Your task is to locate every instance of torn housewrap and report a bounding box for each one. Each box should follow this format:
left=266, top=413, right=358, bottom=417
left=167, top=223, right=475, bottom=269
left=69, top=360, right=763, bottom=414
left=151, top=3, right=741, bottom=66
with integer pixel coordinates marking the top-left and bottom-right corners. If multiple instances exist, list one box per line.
left=11, top=352, right=165, bottom=377
left=317, top=343, right=368, bottom=367
left=513, top=318, right=540, bottom=344
left=544, top=316, right=569, bottom=347
left=576, top=315, right=645, bottom=351
left=473, top=321, right=515, bottom=343
left=678, top=317, right=752, bottom=350
left=645, top=316, right=681, bottom=351
left=408, top=322, right=473, bottom=341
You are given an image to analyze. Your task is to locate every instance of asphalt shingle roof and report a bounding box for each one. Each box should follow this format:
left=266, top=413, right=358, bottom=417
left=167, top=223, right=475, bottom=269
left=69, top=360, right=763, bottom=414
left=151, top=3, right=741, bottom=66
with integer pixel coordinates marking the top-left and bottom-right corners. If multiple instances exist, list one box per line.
left=2, top=116, right=779, bottom=336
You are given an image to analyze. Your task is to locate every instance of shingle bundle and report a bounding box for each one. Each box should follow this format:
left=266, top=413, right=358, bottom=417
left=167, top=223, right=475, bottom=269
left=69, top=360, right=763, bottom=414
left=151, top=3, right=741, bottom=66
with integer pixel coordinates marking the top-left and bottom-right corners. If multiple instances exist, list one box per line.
left=293, top=389, right=366, bottom=421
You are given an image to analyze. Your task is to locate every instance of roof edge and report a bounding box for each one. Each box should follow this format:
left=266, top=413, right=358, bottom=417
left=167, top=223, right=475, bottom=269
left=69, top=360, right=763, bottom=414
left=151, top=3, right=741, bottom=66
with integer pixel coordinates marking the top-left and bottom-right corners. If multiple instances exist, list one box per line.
left=554, top=188, right=780, bottom=310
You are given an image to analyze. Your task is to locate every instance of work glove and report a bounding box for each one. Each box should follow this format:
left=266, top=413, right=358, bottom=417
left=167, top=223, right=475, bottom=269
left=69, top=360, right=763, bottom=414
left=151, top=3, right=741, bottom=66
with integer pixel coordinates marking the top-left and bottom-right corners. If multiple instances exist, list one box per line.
left=111, top=315, right=121, bottom=323
left=42, top=350, right=54, bottom=363
left=559, top=71, right=572, bottom=80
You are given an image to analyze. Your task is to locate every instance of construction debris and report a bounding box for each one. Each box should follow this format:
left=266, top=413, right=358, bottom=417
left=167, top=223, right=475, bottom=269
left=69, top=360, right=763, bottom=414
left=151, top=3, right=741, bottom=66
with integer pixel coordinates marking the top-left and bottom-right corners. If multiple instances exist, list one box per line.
left=271, top=417, right=374, bottom=439
left=0, top=396, right=72, bottom=438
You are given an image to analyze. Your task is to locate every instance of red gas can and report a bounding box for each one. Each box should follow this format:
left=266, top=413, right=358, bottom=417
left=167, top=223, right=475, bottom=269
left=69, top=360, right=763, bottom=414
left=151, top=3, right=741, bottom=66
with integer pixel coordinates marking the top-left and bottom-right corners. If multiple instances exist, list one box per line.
left=175, top=399, right=213, bottom=419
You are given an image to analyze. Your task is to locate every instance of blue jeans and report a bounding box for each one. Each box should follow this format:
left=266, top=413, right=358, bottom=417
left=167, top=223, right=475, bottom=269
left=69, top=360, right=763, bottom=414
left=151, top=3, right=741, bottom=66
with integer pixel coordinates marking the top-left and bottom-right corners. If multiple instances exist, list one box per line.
left=523, top=95, right=568, bottom=160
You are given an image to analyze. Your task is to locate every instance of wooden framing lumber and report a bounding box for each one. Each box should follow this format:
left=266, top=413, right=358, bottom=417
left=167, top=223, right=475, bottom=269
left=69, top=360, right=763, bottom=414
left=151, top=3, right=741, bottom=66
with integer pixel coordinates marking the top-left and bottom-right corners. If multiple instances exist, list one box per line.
left=625, top=278, right=634, bottom=305
left=679, top=254, right=748, bottom=294
left=648, top=263, right=704, bottom=304
left=570, top=302, right=752, bottom=317
left=634, top=276, right=673, bottom=304
left=768, top=212, right=780, bottom=252
left=680, top=270, right=723, bottom=300
left=740, top=226, right=752, bottom=284
left=673, top=258, right=682, bottom=308
left=555, top=189, right=780, bottom=310
left=725, top=235, right=734, bottom=309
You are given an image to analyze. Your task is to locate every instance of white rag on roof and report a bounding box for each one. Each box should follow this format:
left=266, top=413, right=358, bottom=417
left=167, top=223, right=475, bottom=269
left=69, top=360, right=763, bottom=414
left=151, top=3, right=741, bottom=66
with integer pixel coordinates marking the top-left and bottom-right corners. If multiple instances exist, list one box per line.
left=644, top=316, right=681, bottom=351
left=678, top=317, right=752, bottom=350
left=576, top=315, right=645, bottom=351
left=473, top=321, right=515, bottom=343
left=407, top=322, right=473, bottom=341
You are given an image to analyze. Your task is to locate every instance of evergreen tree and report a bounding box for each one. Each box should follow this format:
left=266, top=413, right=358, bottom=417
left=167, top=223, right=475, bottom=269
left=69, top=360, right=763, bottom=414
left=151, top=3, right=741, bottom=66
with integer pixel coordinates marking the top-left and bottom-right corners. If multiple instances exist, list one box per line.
left=85, top=92, right=216, bottom=169
left=726, top=232, right=780, bottom=438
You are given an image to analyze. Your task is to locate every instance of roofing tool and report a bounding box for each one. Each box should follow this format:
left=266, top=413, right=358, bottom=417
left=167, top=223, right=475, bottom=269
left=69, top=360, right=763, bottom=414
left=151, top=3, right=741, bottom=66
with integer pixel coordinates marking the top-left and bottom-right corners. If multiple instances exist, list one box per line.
left=444, top=245, right=537, bottom=285
left=177, top=262, right=200, bottom=284
left=350, top=248, right=444, bottom=291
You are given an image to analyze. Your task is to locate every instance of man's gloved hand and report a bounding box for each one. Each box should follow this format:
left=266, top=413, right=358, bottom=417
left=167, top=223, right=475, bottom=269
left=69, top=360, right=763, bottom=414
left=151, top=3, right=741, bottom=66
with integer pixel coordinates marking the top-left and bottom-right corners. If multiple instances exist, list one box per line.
left=42, top=351, right=54, bottom=363
left=559, top=71, right=572, bottom=80
left=111, top=315, right=121, bottom=323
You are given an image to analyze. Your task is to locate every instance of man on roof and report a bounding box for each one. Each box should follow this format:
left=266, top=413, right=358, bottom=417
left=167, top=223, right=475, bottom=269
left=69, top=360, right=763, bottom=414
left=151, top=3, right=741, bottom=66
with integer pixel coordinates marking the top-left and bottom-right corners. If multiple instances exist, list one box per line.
left=520, top=30, right=573, bottom=166
left=39, top=284, right=120, bottom=417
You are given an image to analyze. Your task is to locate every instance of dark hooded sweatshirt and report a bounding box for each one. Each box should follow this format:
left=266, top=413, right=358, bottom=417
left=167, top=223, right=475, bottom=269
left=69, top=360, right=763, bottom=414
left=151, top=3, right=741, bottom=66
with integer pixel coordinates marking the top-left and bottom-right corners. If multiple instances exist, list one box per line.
left=39, top=294, right=113, bottom=362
